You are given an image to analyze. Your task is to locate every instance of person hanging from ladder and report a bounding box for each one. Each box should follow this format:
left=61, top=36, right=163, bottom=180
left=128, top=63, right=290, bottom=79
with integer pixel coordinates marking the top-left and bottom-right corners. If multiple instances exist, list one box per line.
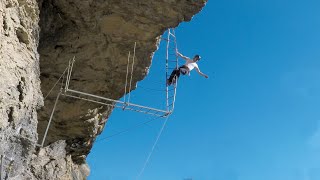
left=167, top=51, right=209, bottom=85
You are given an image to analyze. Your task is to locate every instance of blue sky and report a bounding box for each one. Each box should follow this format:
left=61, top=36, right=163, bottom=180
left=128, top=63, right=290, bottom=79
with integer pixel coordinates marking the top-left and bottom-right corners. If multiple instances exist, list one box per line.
left=87, top=0, right=320, bottom=179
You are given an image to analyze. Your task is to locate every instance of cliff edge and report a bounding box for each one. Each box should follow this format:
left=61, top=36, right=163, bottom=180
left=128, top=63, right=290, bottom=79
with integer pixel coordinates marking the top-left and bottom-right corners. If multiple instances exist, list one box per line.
left=0, top=0, right=206, bottom=179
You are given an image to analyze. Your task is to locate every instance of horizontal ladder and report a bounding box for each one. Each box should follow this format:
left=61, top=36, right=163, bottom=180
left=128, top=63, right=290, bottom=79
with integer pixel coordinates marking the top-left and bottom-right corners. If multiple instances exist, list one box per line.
left=63, top=88, right=171, bottom=117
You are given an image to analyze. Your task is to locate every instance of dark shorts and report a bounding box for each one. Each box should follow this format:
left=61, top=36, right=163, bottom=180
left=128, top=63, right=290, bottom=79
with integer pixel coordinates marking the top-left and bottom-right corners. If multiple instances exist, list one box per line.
left=167, top=65, right=190, bottom=84
left=179, top=65, right=189, bottom=75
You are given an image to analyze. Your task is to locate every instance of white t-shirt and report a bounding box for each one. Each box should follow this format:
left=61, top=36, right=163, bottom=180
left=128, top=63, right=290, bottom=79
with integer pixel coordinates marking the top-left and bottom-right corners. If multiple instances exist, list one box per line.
left=184, top=60, right=198, bottom=71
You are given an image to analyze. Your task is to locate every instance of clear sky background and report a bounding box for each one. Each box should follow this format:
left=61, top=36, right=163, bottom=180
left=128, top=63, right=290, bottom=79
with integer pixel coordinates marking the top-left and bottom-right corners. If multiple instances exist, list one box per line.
left=87, top=0, right=320, bottom=179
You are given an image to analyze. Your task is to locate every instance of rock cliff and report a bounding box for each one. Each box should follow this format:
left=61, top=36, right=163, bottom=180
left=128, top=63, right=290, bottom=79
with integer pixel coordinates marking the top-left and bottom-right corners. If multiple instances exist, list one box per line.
left=0, top=0, right=206, bottom=179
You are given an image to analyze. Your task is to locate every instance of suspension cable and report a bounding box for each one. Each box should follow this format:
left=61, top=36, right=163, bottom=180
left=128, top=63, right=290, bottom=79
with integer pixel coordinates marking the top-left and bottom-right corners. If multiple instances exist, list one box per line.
left=136, top=115, right=170, bottom=179
left=43, top=66, right=68, bottom=100
left=40, top=91, right=61, bottom=147
left=95, top=115, right=163, bottom=143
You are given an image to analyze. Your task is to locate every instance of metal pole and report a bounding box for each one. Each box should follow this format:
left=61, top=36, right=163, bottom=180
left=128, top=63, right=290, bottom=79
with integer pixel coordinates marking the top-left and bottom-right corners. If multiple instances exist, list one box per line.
left=68, top=56, right=75, bottom=90
left=67, top=89, right=124, bottom=104
left=66, top=89, right=168, bottom=113
left=171, top=29, right=178, bottom=113
left=123, top=51, right=131, bottom=108
left=65, top=59, right=71, bottom=92
left=40, top=92, right=61, bottom=147
left=165, top=29, right=170, bottom=113
left=65, top=56, right=75, bottom=91
left=127, top=42, right=136, bottom=104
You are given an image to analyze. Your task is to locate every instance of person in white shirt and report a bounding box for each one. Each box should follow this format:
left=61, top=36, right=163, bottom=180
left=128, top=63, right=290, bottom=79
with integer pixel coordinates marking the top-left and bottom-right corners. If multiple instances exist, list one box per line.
left=167, top=52, right=209, bottom=86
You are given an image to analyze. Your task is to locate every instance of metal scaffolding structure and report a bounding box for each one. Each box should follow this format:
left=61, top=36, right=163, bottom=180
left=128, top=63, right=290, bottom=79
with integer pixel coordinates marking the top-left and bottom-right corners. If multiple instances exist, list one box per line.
left=63, top=29, right=178, bottom=117
left=37, top=28, right=179, bottom=147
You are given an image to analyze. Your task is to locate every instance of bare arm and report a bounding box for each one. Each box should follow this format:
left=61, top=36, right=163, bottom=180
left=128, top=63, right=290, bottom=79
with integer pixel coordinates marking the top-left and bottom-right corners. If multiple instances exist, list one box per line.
left=195, top=67, right=209, bottom=78
left=177, top=52, right=191, bottom=61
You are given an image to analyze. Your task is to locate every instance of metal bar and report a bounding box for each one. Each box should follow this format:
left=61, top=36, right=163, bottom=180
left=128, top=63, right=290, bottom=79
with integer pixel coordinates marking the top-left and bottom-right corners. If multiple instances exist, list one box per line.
left=136, top=107, right=144, bottom=112
left=171, top=78, right=178, bottom=112
left=124, top=107, right=164, bottom=117
left=125, top=102, right=167, bottom=113
left=65, top=89, right=168, bottom=113
left=171, top=29, right=179, bottom=112
left=153, top=111, right=160, bottom=116
left=169, top=31, right=176, bottom=37
left=40, top=92, right=61, bottom=147
left=160, top=38, right=174, bottom=42
left=66, top=89, right=124, bottom=104
left=129, top=107, right=156, bottom=115
left=63, top=94, right=118, bottom=108
left=165, top=30, right=170, bottom=113
left=168, top=96, right=175, bottom=99
left=123, top=51, right=131, bottom=104
left=61, top=67, right=66, bottom=91
left=127, top=42, right=136, bottom=104
left=67, top=56, right=76, bottom=90
left=65, top=59, right=71, bottom=92
left=67, top=58, right=72, bottom=90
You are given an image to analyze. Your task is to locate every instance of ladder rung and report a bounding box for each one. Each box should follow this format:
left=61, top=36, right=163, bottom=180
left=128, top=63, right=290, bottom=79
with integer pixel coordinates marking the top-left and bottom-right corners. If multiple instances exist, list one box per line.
left=168, top=96, right=175, bottom=100
left=168, top=103, right=174, bottom=107
left=160, top=38, right=174, bottom=42
left=153, top=111, right=160, bottom=115
left=169, top=32, right=176, bottom=37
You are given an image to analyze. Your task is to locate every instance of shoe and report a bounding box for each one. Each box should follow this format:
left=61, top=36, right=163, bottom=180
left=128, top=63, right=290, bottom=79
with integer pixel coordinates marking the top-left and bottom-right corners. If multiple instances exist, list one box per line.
left=166, top=79, right=171, bottom=86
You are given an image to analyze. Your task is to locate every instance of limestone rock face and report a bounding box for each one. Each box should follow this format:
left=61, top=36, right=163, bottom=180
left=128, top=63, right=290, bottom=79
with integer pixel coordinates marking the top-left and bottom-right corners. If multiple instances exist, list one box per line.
left=0, top=0, right=206, bottom=179
left=0, top=0, right=42, bottom=179
left=30, top=141, right=90, bottom=180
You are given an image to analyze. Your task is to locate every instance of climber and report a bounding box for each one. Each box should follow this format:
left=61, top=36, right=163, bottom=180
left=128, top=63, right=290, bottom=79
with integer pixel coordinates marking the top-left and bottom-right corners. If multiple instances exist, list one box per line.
left=167, top=51, right=209, bottom=85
